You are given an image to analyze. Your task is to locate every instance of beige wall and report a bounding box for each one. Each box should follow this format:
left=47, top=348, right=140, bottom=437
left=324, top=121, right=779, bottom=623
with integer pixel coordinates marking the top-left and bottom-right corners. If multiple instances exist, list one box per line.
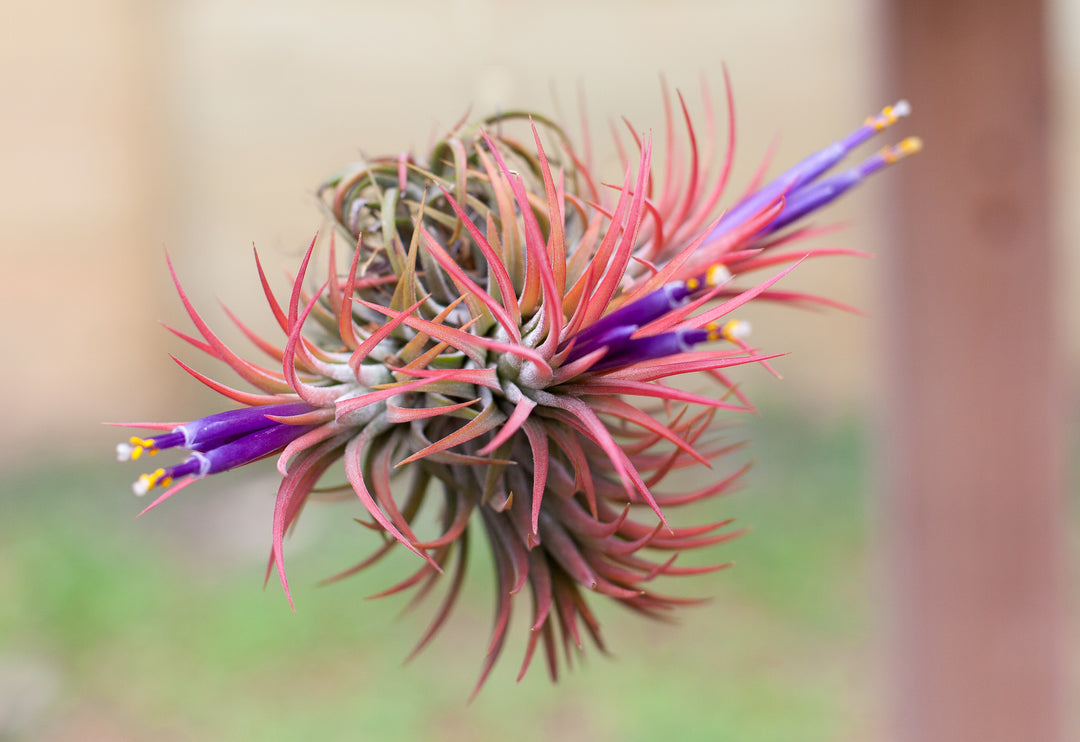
left=1, top=0, right=1076, bottom=461
left=0, top=2, right=167, bottom=463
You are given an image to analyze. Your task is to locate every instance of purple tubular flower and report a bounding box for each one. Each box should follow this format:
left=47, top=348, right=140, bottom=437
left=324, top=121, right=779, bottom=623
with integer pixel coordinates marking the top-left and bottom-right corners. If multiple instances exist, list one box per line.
left=762, top=137, right=923, bottom=235
left=764, top=169, right=865, bottom=235
left=119, top=402, right=319, bottom=495
left=565, top=323, right=641, bottom=365
left=589, top=320, right=750, bottom=372
left=588, top=331, right=695, bottom=372
left=567, top=263, right=739, bottom=365
left=566, top=281, right=692, bottom=361
left=118, top=402, right=317, bottom=459
left=708, top=100, right=917, bottom=239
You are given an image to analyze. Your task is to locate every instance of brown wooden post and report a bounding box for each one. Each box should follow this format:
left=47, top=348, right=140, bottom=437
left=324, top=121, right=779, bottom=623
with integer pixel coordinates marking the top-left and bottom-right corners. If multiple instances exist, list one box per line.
left=877, top=1, right=1069, bottom=741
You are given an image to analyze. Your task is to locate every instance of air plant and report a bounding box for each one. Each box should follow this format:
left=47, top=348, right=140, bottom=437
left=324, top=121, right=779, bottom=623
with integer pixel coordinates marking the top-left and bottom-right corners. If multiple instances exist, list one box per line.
left=116, top=80, right=918, bottom=695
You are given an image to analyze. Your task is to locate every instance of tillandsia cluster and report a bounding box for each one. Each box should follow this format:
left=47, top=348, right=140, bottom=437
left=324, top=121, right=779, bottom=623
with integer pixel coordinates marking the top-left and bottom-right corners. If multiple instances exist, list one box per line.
left=116, top=80, right=919, bottom=695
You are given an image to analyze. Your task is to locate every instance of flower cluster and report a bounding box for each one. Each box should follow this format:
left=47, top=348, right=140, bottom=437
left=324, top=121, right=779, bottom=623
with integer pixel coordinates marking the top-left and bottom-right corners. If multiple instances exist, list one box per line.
left=117, top=83, right=918, bottom=694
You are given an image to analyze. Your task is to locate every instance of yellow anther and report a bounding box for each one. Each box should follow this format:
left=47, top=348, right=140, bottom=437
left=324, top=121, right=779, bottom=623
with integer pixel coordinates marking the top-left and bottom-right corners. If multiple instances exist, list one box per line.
left=867, top=100, right=911, bottom=131
left=898, top=136, right=923, bottom=156
left=127, top=436, right=158, bottom=460
left=134, top=467, right=168, bottom=496
left=686, top=277, right=700, bottom=291
left=881, top=136, right=923, bottom=164
left=867, top=112, right=893, bottom=131
left=705, top=322, right=722, bottom=342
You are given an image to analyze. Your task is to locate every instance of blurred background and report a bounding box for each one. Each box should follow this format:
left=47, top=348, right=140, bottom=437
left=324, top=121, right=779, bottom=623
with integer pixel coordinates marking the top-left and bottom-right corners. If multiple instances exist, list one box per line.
left=0, top=0, right=1076, bottom=740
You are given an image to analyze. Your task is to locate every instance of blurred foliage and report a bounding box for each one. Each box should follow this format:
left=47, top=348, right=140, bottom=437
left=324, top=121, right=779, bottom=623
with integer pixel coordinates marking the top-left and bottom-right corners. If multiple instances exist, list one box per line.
left=1, top=410, right=874, bottom=741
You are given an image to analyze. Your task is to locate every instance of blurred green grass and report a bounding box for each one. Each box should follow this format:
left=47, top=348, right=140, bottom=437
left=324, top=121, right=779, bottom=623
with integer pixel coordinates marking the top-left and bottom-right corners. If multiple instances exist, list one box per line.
left=1, top=410, right=873, bottom=741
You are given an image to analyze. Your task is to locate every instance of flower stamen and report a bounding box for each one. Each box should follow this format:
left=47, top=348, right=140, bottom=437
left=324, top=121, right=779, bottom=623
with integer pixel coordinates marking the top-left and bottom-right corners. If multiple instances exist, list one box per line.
left=116, top=433, right=186, bottom=462
left=864, top=99, right=911, bottom=133
left=117, top=436, right=155, bottom=461
left=134, top=467, right=173, bottom=496
left=880, top=136, right=924, bottom=165
left=718, top=319, right=751, bottom=343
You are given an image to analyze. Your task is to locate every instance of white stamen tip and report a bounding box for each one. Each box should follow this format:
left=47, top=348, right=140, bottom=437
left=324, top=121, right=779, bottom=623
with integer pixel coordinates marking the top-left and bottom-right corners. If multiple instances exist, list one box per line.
left=706, top=264, right=733, bottom=287
left=892, top=99, right=911, bottom=118
left=730, top=320, right=752, bottom=341
left=132, top=478, right=150, bottom=497
left=116, top=443, right=134, bottom=462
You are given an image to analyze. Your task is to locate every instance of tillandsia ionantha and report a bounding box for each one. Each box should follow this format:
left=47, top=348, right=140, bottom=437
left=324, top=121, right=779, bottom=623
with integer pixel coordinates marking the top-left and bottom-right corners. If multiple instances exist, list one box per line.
left=116, top=79, right=919, bottom=695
